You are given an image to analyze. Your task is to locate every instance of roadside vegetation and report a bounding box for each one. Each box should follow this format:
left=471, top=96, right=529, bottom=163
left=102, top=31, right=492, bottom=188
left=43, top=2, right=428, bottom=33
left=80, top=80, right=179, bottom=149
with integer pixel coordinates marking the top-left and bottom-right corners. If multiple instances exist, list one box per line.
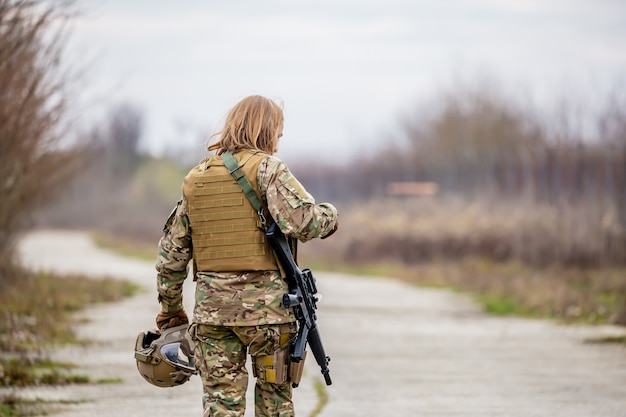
left=0, top=2, right=140, bottom=416
left=0, top=266, right=140, bottom=416
left=300, top=197, right=626, bottom=326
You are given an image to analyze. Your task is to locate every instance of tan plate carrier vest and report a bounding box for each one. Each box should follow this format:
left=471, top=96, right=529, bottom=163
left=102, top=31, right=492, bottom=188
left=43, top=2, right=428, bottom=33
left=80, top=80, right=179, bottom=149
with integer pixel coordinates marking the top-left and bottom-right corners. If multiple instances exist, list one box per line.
left=183, top=150, right=279, bottom=273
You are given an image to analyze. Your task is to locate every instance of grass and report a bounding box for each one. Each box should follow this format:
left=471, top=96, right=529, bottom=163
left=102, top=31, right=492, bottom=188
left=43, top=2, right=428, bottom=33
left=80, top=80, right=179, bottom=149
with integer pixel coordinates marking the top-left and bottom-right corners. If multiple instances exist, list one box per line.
left=0, top=357, right=90, bottom=387
left=303, top=255, right=626, bottom=326
left=300, top=197, right=626, bottom=327
left=95, top=377, right=124, bottom=384
left=476, top=294, right=520, bottom=316
left=583, top=335, right=626, bottom=345
left=91, top=232, right=157, bottom=262
left=0, top=265, right=140, bottom=415
left=0, top=269, right=141, bottom=352
left=309, top=379, right=329, bottom=417
left=95, top=217, right=626, bottom=328
left=0, top=393, right=88, bottom=417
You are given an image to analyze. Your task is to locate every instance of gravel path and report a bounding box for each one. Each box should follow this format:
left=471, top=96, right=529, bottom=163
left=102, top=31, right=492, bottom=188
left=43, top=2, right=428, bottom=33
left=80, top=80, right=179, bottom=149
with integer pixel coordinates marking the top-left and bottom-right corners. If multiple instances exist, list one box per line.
left=12, top=230, right=626, bottom=417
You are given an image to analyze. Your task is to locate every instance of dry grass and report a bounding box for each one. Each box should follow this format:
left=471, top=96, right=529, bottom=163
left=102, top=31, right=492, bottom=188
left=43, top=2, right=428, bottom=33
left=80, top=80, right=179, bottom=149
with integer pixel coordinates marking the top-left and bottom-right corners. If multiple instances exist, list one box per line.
left=320, top=196, right=624, bottom=268
left=301, top=196, right=626, bottom=325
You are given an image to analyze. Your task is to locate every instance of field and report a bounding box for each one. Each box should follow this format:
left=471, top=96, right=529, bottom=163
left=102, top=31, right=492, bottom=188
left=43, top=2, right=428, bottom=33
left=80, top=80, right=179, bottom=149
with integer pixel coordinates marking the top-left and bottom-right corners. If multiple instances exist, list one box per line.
left=300, top=196, right=626, bottom=325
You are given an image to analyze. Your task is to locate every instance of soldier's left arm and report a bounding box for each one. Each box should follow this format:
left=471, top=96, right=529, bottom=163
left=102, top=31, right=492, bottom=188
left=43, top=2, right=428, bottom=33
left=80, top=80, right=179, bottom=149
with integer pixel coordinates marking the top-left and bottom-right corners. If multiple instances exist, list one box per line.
left=259, top=156, right=338, bottom=242
left=156, top=197, right=193, bottom=313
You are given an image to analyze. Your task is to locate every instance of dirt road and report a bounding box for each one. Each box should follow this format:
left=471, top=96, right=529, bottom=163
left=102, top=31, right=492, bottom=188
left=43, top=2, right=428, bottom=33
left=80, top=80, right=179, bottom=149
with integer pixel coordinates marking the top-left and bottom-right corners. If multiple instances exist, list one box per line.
left=14, top=230, right=626, bottom=416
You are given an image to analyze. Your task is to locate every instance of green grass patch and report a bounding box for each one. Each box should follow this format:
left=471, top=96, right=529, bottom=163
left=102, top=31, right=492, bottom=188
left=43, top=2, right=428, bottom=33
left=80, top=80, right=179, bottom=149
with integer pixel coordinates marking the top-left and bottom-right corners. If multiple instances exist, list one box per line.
left=0, top=357, right=90, bottom=387
left=309, top=379, right=329, bottom=417
left=0, top=393, right=88, bottom=417
left=95, top=377, right=124, bottom=384
left=476, top=294, right=520, bottom=316
left=583, top=335, right=626, bottom=345
left=0, top=395, right=45, bottom=417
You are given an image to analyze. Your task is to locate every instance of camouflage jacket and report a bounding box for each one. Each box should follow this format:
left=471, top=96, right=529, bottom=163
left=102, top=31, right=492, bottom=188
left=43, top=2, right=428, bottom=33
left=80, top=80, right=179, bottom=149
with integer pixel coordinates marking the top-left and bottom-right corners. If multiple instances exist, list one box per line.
left=156, top=154, right=338, bottom=326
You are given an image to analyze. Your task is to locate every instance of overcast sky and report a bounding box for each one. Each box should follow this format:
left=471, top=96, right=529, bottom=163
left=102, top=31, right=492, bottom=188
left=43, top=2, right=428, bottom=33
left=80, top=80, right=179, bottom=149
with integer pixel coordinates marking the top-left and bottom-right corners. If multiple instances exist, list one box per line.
left=65, top=0, right=626, bottom=163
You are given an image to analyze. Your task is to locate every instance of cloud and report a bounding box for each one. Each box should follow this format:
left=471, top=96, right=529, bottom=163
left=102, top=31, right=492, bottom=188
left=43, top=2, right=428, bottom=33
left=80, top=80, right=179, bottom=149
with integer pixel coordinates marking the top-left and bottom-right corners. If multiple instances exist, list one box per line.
left=65, top=0, right=626, bottom=160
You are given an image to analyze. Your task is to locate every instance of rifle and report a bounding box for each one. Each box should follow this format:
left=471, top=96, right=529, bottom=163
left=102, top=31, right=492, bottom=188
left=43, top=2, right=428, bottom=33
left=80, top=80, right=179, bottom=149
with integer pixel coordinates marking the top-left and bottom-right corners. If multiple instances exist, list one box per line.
left=266, top=222, right=332, bottom=387
left=220, top=150, right=332, bottom=387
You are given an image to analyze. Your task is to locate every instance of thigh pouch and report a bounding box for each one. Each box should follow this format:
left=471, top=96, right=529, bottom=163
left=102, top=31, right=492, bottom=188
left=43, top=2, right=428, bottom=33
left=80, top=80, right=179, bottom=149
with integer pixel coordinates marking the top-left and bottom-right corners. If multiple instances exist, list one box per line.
left=253, top=342, right=290, bottom=384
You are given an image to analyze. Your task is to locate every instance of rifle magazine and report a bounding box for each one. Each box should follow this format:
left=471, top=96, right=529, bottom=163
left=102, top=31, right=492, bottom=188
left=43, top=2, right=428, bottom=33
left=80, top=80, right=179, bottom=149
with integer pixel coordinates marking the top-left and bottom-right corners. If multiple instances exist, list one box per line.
left=288, top=351, right=307, bottom=388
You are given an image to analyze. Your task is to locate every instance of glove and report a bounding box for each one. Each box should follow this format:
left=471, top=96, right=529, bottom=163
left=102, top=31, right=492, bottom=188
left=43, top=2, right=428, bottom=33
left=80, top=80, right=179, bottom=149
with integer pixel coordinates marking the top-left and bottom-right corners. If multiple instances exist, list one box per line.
left=321, top=220, right=339, bottom=240
left=156, top=309, right=189, bottom=331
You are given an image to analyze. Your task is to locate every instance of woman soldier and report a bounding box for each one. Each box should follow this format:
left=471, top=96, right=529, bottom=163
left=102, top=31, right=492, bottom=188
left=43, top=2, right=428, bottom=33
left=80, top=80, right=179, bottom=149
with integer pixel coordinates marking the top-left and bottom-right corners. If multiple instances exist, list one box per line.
left=154, top=95, right=338, bottom=417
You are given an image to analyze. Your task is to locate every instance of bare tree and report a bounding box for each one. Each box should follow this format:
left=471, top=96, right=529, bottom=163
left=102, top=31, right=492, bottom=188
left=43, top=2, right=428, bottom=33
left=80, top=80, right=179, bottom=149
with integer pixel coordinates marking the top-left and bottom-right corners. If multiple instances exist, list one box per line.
left=105, top=102, right=143, bottom=178
left=0, top=0, right=79, bottom=284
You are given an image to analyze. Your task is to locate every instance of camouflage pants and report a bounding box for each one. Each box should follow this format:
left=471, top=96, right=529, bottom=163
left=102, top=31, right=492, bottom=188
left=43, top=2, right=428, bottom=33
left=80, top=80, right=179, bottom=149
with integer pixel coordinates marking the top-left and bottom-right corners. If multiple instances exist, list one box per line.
left=190, top=322, right=297, bottom=417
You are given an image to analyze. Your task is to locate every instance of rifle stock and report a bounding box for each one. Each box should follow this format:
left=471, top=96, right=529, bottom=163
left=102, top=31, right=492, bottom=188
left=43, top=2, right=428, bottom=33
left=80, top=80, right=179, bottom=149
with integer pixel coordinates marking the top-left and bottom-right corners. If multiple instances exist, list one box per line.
left=266, top=222, right=332, bottom=387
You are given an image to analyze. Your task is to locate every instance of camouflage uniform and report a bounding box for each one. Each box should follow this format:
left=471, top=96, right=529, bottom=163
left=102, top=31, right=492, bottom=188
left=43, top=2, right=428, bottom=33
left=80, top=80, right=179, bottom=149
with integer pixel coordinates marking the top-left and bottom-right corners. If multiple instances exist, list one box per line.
left=156, top=153, right=337, bottom=417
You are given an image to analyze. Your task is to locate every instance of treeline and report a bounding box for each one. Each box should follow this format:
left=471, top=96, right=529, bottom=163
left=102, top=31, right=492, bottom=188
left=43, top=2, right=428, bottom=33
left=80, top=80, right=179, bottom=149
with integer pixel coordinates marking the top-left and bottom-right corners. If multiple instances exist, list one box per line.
left=297, top=88, right=625, bottom=204
left=293, top=87, right=626, bottom=267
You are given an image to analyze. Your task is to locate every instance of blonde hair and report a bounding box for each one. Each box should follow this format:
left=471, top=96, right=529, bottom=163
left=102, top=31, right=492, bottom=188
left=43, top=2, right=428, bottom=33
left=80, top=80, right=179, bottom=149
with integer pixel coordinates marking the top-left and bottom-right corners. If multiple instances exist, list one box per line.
left=208, top=95, right=284, bottom=155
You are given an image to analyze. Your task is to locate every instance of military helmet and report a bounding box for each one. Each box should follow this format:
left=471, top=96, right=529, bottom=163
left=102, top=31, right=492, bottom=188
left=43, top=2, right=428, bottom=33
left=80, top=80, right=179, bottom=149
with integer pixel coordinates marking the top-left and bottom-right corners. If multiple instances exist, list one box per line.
left=134, top=324, right=196, bottom=387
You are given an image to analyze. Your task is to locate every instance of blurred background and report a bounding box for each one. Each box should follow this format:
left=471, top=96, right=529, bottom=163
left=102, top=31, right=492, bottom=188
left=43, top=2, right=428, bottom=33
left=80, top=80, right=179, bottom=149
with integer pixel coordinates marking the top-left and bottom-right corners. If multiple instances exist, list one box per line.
left=2, top=0, right=626, bottom=325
